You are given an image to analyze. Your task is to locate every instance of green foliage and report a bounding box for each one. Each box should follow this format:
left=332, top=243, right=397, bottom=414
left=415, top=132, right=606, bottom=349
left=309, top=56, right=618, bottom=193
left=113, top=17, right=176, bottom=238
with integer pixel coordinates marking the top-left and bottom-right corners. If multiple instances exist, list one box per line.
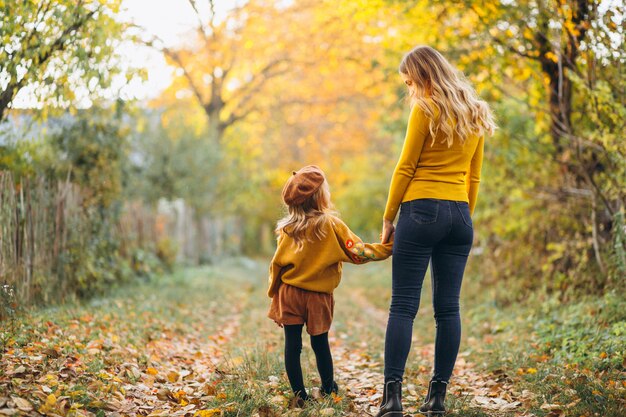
left=43, top=107, right=135, bottom=297
left=0, top=126, right=40, bottom=176
left=333, top=153, right=394, bottom=239
left=0, top=106, right=174, bottom=309
left=423, top=0, right=626, bottom=298
left=467, top=289, right=626, bottom=416
left=612, top=211, right=626, bottom=282
left=0, top=282, right=17, bottom=324
left=48, top=106, right=129, bottom=207
left=155, top=237, right=179, bottom=272
left=126, top=110, right=222, bottom=214
left=0, top=0, right=135, bottom=120
left=532, top=292, right=626, bottom=369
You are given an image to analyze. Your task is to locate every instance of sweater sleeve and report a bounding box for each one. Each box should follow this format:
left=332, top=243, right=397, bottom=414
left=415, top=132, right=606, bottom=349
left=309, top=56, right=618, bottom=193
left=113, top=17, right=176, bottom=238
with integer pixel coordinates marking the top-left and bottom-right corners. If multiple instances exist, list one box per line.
left=467, top=135, right=484, bottom=216
left=332, top=217, right=393, bottom=264
left=267, top=233, right=293, bottom=297
left=383, top=104, right=430, bottom=222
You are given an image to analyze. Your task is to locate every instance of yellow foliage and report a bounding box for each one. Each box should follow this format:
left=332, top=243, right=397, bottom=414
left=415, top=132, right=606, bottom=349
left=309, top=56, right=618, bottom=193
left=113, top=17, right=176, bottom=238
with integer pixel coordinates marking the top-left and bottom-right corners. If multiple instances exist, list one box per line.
left=194, top=410, right=222, bottom=417
left=544, top=51, right=559, bottom=63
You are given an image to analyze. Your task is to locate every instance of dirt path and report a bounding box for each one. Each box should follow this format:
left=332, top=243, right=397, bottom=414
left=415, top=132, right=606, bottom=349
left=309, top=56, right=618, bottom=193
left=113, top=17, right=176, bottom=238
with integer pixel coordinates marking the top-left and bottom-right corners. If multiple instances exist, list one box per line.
left=331, top=288, right=534, bottom=416
left=0, top=263, right=536, bottom=417
left=104, top=304, right=245, bottom=416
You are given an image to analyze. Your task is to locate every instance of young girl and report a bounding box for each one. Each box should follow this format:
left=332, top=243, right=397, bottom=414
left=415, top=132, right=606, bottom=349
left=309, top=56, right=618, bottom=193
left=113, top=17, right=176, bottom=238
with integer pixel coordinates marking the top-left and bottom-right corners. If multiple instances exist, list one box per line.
left=268, top=165, right=393, bottom=407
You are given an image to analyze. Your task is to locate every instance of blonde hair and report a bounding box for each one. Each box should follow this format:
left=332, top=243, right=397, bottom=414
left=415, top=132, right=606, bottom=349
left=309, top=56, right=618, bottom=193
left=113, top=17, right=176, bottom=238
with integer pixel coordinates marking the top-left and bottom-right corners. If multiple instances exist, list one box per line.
left=399, top=45, right=497, bottom=146
left=276, top=180, right=337, bottom=251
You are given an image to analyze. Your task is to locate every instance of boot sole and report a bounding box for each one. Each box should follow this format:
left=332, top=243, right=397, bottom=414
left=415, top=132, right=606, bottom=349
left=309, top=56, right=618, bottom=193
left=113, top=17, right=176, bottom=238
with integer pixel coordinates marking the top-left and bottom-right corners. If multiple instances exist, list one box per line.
left=419, top=412, right=445, bottom=416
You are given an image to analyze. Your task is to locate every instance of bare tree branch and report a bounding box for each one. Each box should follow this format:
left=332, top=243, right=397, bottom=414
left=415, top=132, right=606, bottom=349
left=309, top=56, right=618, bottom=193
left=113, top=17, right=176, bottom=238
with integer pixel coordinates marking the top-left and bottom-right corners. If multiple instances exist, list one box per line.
left=161, top=47, right=208, bottom=109
left=228, top=60, right=291, bottom=108
left=186, top=0, right=208, bottom=36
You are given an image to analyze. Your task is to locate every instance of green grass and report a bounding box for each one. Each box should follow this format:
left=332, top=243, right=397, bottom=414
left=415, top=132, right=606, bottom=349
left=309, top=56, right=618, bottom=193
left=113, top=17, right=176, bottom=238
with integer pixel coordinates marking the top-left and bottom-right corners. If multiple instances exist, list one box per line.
left=342, top=260, right=626, bottom=416
left=466, top=290, right=626, bottom=417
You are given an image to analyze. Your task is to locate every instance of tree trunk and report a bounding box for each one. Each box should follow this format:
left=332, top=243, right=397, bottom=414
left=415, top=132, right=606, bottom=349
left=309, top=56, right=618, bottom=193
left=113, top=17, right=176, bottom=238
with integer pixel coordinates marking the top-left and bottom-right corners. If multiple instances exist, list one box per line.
left=205, top=108, right=224, bottom=145
left=543, top=62, right=572, bottom=155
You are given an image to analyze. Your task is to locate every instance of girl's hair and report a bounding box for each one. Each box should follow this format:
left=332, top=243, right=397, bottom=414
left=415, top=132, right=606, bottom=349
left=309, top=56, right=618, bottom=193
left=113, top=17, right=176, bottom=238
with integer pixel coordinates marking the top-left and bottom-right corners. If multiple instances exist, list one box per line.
left=276, top=180, right=337, bottom=251
left=399, top=45, right=497, bottom=146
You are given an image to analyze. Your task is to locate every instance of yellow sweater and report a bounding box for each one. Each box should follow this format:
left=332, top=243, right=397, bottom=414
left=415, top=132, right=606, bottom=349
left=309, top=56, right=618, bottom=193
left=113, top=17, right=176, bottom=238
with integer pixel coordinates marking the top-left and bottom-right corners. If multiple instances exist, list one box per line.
left=384, top=101, right=485, bottom=222
left=267, top=215, right=393, bottom=297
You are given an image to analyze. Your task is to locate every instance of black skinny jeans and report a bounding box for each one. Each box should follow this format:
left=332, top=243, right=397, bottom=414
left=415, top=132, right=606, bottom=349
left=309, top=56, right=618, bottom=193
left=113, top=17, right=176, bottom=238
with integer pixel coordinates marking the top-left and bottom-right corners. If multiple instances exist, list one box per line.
left=284, top=324, right=334, bottom=399
left=384, top=198, right=473, bottom=383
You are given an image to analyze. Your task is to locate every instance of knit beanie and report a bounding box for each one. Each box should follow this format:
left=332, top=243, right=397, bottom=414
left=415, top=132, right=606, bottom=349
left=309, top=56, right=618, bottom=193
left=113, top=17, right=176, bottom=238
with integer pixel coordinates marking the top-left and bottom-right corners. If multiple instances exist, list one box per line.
left=282, top=165, right=325, bottom=206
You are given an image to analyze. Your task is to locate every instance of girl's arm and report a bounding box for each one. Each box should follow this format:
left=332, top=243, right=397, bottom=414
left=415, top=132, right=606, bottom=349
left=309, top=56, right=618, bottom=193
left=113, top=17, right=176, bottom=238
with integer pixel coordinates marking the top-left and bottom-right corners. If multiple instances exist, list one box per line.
left=333, top=218, right=393, bottom=264
left=267, top=233, right=292, bottom=297
left=383, top=104, right=430, bottom=222
left=267, top=256, right=283, bottom=298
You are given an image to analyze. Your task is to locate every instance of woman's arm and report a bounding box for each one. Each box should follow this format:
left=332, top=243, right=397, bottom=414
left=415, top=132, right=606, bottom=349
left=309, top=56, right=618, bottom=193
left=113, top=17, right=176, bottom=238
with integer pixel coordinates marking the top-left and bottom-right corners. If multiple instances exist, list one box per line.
left=383, top=104, right=430, bottom=223
left=467, top=135, right=484, bottom=216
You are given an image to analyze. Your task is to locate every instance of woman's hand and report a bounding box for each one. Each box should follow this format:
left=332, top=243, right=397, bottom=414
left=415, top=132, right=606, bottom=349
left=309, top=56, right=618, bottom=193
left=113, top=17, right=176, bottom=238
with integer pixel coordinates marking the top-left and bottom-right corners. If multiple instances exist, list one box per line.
left=381, top=219, right=395, bottom=244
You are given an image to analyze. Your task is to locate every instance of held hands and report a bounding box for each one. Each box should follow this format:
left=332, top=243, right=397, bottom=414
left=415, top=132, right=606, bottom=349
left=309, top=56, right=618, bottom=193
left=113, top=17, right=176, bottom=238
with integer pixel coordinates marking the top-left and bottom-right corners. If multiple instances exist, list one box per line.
left=381, top=219, right=395, bottom=244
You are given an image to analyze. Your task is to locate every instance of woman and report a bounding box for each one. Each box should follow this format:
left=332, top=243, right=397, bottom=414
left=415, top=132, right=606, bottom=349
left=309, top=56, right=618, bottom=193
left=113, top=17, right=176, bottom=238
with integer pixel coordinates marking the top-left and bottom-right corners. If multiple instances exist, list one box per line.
left=375, top=46, right=496, bottom=417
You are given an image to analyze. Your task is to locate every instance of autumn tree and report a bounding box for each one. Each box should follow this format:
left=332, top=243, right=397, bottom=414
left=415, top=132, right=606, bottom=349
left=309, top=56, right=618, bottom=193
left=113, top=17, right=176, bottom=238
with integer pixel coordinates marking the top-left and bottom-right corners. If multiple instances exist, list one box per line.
left=406, top=0, right=626, bottom=292
left=0, top=0, right=130, bottom=121
left=141, top=0, right=411, bottom=251
left=143, top=0, right=299, bottom=145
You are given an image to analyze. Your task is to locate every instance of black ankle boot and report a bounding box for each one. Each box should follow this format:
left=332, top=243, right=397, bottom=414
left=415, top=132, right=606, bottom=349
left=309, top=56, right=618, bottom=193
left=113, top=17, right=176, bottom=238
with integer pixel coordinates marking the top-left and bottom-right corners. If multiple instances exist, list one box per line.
left=419, top=380, right=447, bottom=415
left=321, top=381, right=339, bottom=397
left=375, top=380, right=403, bottom=417
left=290, top=390, right=308, bottom=409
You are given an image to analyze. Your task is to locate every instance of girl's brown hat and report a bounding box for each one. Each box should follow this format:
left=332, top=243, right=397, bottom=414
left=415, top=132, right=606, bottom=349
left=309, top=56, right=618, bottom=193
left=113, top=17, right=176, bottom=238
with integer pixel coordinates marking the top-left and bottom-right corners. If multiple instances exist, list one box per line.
left=282, top=165, right=325, bottom=206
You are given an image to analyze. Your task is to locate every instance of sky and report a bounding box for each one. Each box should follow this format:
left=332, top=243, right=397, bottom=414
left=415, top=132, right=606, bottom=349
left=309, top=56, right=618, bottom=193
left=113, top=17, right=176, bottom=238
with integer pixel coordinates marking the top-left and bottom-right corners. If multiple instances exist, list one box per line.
left=115, top=0, right=235, bottom=101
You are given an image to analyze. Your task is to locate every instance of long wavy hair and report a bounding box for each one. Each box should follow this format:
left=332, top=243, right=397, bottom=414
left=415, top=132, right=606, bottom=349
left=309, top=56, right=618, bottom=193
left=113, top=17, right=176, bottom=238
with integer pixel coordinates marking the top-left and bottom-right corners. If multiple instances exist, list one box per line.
left=276, top=179, right=337, bottom=251
left=399, top=45, right=497, bottom=146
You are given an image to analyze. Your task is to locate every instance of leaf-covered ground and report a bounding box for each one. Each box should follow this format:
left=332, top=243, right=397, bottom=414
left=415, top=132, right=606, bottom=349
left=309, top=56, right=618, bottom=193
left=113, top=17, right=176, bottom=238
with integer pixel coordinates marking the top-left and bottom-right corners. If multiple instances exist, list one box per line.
left=1, top=259, right=624, bottom=416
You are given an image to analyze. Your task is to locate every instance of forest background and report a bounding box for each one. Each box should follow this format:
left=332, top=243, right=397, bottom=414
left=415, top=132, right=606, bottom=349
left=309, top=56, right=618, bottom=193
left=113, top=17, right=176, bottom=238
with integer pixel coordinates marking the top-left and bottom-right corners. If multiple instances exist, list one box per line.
left=0, top=1, right=624, bottom=416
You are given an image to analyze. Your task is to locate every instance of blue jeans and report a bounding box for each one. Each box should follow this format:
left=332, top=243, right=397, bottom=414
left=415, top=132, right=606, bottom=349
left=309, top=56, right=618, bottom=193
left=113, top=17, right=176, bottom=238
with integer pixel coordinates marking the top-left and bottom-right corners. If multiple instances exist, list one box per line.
left=384, top=198, right=473, bottom=382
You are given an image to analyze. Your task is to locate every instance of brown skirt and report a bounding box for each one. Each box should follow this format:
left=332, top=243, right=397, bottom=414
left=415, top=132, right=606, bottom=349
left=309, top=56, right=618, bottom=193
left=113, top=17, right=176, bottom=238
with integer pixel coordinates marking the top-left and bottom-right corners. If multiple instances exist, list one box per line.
left=268, top=283, right=334, bottom=336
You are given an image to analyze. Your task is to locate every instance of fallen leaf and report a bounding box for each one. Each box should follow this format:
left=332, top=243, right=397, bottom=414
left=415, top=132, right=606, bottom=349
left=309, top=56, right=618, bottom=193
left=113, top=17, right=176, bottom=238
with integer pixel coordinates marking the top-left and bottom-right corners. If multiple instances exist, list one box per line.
left=8, top=366, right=26, bottom=375
left=194, top=410, right=221, bottom=417
left=11, top=397, right=33, bottom=412
left=167, top=370, right=179, bottom=382
left=271, top=395, right=286, bottom=406
left=541, top=403, right=562, bottom=411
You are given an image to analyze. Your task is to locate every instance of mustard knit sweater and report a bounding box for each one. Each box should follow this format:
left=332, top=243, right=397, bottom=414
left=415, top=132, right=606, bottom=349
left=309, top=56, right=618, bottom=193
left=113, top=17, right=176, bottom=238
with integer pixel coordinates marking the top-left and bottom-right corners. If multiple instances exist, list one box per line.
left=267, top=215, right=393, bottom=297
left=384, top=101, right=485, bottom=222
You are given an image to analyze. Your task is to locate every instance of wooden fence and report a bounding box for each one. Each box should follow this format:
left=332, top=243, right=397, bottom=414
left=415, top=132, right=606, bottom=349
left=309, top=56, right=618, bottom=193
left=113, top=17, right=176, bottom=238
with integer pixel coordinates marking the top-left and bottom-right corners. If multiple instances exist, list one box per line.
left=0, top=171, right=244, bottom=313
left=0, top=171, right=85, bottom=306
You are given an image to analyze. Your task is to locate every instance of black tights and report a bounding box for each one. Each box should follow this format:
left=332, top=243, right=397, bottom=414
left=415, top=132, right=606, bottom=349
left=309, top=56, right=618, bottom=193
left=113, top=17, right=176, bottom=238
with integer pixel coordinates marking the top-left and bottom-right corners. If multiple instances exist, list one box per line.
left=284, top=324, right=334, bottom=399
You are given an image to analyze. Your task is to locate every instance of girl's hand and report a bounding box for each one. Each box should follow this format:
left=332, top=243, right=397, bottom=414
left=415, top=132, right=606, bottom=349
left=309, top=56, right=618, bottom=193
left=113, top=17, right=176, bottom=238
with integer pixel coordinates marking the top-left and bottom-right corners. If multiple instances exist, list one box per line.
left=381, top=219, right=395, bottom=244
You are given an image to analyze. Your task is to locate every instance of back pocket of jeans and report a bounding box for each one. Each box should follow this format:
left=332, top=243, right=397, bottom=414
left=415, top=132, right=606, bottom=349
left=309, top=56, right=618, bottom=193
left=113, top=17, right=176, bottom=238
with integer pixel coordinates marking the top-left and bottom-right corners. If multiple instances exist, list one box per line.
left=456, top=202, right=473, bottom=228
left=409, top=199, right=439, bottom=224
